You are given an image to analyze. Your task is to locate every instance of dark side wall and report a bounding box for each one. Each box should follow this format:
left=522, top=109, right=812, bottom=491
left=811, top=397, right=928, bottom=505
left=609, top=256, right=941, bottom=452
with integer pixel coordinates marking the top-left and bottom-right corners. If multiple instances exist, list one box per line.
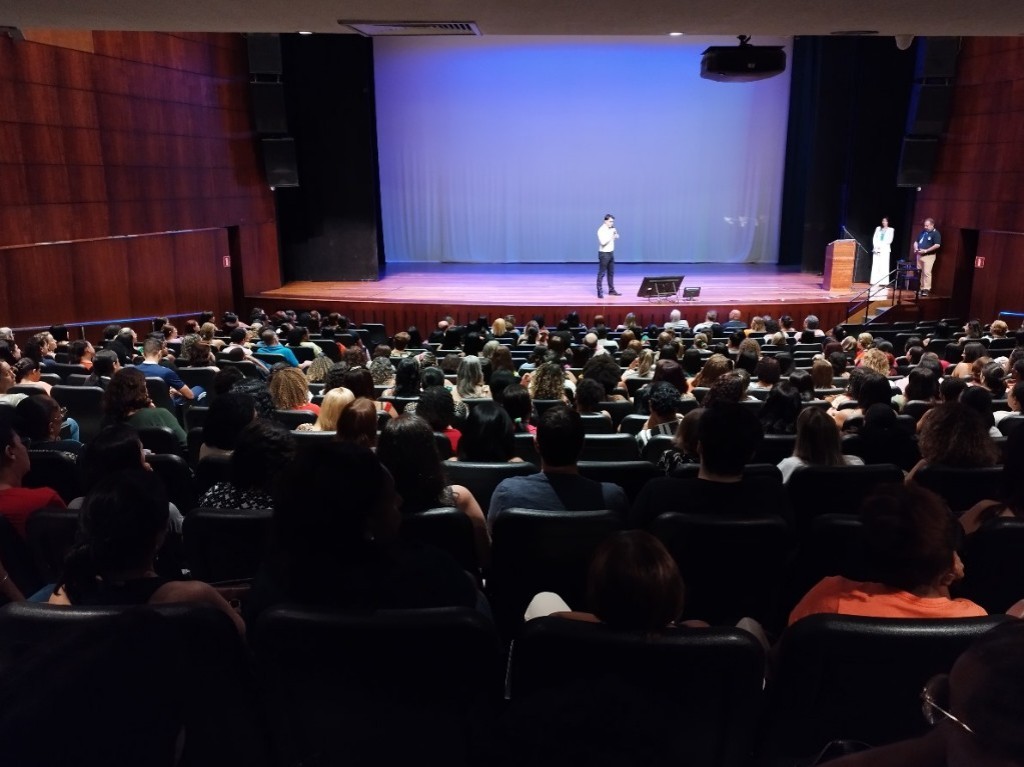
left=275, top=34, right=383, bottom=282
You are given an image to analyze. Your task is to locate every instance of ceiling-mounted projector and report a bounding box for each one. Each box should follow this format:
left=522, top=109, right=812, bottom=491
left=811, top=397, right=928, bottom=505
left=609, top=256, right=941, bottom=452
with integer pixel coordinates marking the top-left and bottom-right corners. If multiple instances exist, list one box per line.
left=701, top=35, right=786, bottom=82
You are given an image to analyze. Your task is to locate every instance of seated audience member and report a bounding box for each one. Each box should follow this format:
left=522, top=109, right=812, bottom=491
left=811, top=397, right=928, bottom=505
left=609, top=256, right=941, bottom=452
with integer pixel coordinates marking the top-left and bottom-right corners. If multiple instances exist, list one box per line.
left=527, top=361, right=570, bottom=404
left=84, top=349, right=119, bottom=388
left=377, top=415, right=489, bottom=564
left=456, top=355, right=490, bottom=399
left=102, top=368, right=187, bottom=449
left=831, top=371, right=895, bottom=430
left=630, top=401, right=792, bottom=529
left=829, top=621, right=1024, bottom=767
left=302, top=387, right=354, bottom=432
left=14, top=358, right=50, bottom=394
left=287, top=326, right=323, bottom=359
left=777, top=407, right=864, bottom=483
left=634, top=359, right=690, bottom=415
left=789, top=483, right=987, bottom=624
left=750, top=356, right=782, bottom=391
left=48, top=470, right=243, bottom=634
left=622, top=349, right=656, bottom=383
left=136, top=337, right=201, bottom=403
left=336, top=397, right=380, bottom=449
left=658, top=407, right=703, bottom=474
left=106, top=327, right=138, bottom=366
left=245, top=442, right=483, bottom=624
left=950, top=341, right=987, bottom=380
left=199, top=392, right=256, bottom=460
left=381, top=357, right=420, bottom=399
left=303, top=354, right=333, bottom=385
left=13, top=394, right=81, bottom=455
left=179, top=333, right=217, bottom=368
left=960, top=427, right=1024, bottom=534
left=488, top=405, right=628, bottom=523
left=454, top=400, right=522, bottom=463
left=525, top=530, right=706, bottom=630
left=501, top=383, right=536, bottom=434
left=701, top=369, right=754, bottom=406
left=994, top=379, right=1024, bottom=426
left=690, top=354, right=733, bottom=390
left=199, top=420, right=295, bottom=511
left=938, top=375, right=968, bottom=403
left=959, top=385, right=1002, bottom=438
left=851, top=403, right=922, bottom=472
left=342, top=366, right=397, bottom=420
left=0, top=409, right=66, bottom=537
left=908, top=402, right=1000, bottom=483
left=0, top=360, right=22, bottom=407
left=411, top=385, right=461, bottom=452
left=978, top=361, right=1007, bottom=399
left=268, top=366, right=319, bottom=415
left=788, top=369, right=816, bottom=402
left=581, top=355, right=627, bottom=401
left=759, top=382, right=803, bottom=435
left=256, top=329, right=301, bottom=368
left=575, top=377, right=612, bottom=423
left=635, top=381, right=682, bottom=448
left=67, top=340, right=95, bottom=370
left=368, top=355, right=396, bottom=388
left=899, top=366, right=940, bottom=412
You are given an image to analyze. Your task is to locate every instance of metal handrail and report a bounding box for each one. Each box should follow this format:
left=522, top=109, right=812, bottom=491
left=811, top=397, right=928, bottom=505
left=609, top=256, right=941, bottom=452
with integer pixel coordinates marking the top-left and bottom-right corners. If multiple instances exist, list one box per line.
left=845, top=263, right=921, bottom=324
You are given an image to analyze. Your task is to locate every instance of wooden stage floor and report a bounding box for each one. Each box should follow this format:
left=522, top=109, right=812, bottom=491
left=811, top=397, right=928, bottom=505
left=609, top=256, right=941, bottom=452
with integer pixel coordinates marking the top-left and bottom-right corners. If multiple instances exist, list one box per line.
left=253, top=262, right=922, bottom=334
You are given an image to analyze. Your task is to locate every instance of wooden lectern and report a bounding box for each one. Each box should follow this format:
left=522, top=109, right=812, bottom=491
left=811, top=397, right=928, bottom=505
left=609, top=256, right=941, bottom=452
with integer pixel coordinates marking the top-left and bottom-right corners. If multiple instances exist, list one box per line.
left=822, top=239, right=856, bottom=291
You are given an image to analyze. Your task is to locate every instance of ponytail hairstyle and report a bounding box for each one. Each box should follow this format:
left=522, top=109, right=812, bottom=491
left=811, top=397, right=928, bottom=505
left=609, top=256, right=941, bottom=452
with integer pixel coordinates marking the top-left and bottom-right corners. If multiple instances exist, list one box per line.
left=55, top=470, right=169, bottom=603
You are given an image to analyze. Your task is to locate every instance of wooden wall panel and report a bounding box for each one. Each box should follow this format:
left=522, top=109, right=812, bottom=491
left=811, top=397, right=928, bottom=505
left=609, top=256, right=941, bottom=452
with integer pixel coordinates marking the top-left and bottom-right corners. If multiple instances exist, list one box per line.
left=0, top=31, right=279, bottom=330
left=914, top=38, right=1024, bottom=320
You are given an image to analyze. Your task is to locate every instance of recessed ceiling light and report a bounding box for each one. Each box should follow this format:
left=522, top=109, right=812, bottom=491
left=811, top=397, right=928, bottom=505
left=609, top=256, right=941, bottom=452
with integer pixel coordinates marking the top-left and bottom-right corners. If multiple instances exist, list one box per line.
left=298, top=30, right=313, bottom=35
left=668, top=32, right=684, bottom=37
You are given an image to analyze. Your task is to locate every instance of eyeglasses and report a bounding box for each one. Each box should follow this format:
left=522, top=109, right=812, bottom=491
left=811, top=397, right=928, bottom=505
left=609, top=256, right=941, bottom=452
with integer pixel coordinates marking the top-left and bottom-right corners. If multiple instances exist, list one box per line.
left=921, top=674, right=974, bottom=736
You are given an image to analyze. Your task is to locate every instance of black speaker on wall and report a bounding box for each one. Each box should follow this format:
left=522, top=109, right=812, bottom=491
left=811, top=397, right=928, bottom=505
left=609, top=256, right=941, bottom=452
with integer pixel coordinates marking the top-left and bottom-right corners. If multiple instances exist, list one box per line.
left=247, top=33, right=283, bottom=75
left=896, top=137, right=939, bottom=187
left=250, top=82, right=289, bottom=134
left=261, top=138, right=299, bottom=188
left=916, top=37, right=960, bottom=79
left=906, top=83, right=954, bottom=136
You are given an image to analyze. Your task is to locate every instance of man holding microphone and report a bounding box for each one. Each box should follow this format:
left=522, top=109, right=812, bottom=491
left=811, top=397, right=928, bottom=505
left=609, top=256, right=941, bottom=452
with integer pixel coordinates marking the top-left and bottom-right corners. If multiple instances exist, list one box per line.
left=596, top=214, right=621, bottom=299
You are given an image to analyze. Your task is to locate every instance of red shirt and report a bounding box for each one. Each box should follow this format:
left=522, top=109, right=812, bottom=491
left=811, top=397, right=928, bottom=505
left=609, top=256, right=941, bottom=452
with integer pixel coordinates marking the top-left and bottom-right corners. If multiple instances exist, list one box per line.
left=0, top=486, right=67, bottom=537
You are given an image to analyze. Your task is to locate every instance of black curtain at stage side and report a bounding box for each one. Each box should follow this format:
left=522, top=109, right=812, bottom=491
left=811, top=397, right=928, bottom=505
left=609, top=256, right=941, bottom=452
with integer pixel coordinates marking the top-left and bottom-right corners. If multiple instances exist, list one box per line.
left=275, top=35, right=384, bottom=282
left=779, top=37, right=917, bottom=275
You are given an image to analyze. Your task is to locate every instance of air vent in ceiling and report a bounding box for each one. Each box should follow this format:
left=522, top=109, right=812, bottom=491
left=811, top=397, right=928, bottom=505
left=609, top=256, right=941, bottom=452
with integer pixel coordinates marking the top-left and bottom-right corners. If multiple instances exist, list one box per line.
left=339, top=21, right=481, bottom=37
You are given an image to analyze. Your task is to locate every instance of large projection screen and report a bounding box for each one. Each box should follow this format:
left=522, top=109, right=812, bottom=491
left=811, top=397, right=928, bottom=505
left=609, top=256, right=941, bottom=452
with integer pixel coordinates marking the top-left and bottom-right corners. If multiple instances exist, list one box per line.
left=374, top=36, right=792, bottom=264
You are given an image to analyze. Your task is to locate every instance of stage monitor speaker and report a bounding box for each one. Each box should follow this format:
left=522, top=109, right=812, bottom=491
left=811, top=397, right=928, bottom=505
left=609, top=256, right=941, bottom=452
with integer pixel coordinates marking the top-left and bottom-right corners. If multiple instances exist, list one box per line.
left=896, top=137, right=939, bottom=187
left=250, top=82, right=289, bottom=134
left=916, top=37, right=959, bottom=79
left=637, top=275, right=684, bottom=300
left=261, top=137, right=299, bottom=188
left=247, top=33, right=282, bottom=74
left=905, top=84, right=953, bottom=136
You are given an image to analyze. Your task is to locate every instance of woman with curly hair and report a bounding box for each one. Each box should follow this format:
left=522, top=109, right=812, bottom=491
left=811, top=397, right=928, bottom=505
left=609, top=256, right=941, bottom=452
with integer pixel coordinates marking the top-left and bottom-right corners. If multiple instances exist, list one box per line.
left=305, top=354, right=334, bottom=384
left=527, top=361, right=569, bottom=403
left=102, top=368, right=186, bottom=448
left=859, top=347, right=894, bottom=377
left=907, top=401, right=1000, bottom=483
left=269, top=367, right=319, bottom=415
left=378, top=414, right=489, bottom=565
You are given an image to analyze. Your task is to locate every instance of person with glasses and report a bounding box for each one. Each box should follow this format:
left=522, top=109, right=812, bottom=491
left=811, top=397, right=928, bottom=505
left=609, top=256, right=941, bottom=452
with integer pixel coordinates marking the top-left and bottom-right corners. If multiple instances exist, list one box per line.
left=13, top=394, right=82, bottom=456
left=830, top=621, right=1024, bottom=766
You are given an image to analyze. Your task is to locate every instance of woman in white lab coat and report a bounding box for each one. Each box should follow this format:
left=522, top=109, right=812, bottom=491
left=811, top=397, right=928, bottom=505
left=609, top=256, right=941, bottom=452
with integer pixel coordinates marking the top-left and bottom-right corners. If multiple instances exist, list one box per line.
left=870, top=217, right=894, bottom=297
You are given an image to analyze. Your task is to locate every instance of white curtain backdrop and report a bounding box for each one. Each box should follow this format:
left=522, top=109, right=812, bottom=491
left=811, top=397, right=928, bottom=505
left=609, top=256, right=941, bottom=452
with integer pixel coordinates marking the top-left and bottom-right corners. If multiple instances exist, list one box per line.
left=374, top=36, right=792, bottom=264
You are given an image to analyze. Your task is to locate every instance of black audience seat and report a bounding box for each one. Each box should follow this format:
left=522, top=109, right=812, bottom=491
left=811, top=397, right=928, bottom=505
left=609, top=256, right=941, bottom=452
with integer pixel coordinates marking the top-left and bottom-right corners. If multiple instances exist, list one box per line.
left=910, top=464, right=1004, bottom=513
left=578, top=413, right=615, bottom=434
left=24, top=506, right=79, bottom=584
left=194, top=454, right=231, bottom=496
left=957, top=518, right=1024, bottom=613
left=251, top=605, right=501, bottom=767
left=577, top=460, right=660, bottom=504
left=273, top=409, right=316, bottom=429
left=0, top=602, right=272, bottom=766
left=505, top=616, right=765, bottom=767
left=178, top=367, right=218, bottom=401
left=182, top=507, right=273, bottom=583
left=579, top=433, right=639, bottom=462
left=761, top=614, right=1011, bottom=758
left=23, top=450, right=82, bottom=504
left=145, top=376, right=176, bottom=412
left=444, top=460, right=539, bottom=511
left=786, top=464, right=905, bottom=531
left=137, top=426, right=184, bottom=457
left=50, top=385, right=104, bottom=443
left=401, top=506, right=479, bottom=577
left=650, top=512, right=794, bottom=630
left=146, top=453, right=197, bottom=514
left=489, top=508, right=623, bottom=637
left=641, top=433, right=674, bottom=463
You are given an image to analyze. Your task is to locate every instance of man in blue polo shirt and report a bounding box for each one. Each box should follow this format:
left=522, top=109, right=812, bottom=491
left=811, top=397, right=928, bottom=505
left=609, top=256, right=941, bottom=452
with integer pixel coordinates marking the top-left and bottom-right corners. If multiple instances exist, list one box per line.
left=256, top=329, right=300, bottom=367
left=136, top=337, right=201, bottom=403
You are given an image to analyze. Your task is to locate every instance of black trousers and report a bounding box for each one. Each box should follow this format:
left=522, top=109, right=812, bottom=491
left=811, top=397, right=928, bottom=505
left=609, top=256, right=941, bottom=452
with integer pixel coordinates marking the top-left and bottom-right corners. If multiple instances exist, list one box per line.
left=597, top=251, right=615, bottom=293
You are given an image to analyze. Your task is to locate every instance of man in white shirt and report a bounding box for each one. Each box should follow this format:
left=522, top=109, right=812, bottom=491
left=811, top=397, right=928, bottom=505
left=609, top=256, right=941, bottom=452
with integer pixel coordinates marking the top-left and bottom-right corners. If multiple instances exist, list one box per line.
left=665, top=309, right=690, bottom=332
left=596, top=214, right=621, bottom=299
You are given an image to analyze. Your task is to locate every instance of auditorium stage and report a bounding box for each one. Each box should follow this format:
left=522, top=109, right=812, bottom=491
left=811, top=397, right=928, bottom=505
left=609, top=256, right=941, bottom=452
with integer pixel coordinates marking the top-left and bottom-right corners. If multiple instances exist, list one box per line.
left=252, top=262, right=927, bottom=335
